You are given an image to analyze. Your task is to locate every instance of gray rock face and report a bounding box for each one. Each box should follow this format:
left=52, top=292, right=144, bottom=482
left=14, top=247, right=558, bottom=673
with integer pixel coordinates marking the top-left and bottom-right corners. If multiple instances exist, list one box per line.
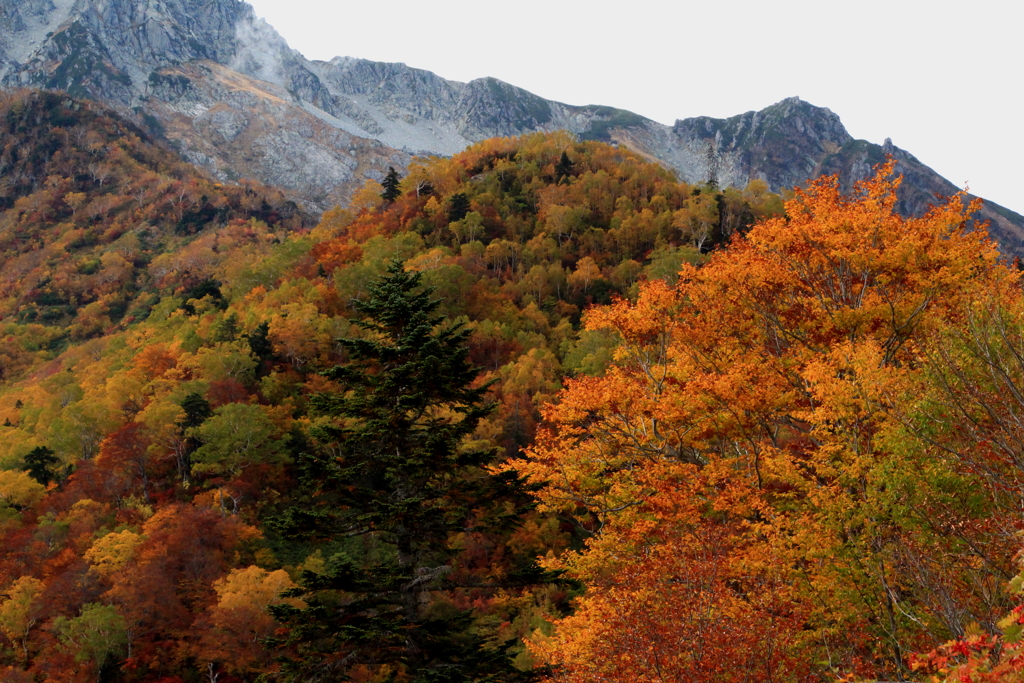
left=0, top=0, right=395, bottom=211
left=651, top=98, right=1024, bottom=253
left=669, top=97, right=855, bottom=190
left=306, top=59, right=615, bottom=156
left=2, top=0, right=1021, bottom=252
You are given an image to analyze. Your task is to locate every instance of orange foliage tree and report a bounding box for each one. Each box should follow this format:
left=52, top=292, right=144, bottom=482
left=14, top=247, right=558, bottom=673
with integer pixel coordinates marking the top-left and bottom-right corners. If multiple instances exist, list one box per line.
left=513, top=161, right=1021, bottom=681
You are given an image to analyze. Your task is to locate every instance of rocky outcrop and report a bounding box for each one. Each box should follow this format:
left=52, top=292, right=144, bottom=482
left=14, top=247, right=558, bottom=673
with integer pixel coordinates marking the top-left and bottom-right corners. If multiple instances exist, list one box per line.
left=642, top=98, right=1024, bottom=253
left=1, top=0, right=1020, bottom=252
left=0, top=0, right=403, bottom=211
left=142, top=60, right=409, bottom=210
left=665, top=97, right=854, bottom=190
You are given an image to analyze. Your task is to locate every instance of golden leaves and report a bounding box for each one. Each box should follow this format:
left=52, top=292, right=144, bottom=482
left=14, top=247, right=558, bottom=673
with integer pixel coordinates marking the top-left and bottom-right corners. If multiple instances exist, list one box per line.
left=514, top=161, right=1019, bottom=680
left=0, top=471, right=45, bottom=510
left=84, top=530, right=144, bottom=576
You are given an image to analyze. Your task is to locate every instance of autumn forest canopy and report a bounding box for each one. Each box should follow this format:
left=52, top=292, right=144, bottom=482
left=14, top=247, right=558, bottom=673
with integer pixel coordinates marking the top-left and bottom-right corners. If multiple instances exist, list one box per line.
left=1, top=89, right=1024, bottom=682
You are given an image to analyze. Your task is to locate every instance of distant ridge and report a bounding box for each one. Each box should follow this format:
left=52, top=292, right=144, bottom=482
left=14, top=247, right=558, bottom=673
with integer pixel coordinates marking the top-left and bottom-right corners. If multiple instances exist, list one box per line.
left=2, top=0, right=1020, bottom=252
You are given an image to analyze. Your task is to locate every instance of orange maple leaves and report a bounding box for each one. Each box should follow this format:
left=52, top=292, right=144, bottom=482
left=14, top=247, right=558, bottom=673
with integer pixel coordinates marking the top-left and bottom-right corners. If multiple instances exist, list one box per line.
left=513, top=161, right=1020, bottom=681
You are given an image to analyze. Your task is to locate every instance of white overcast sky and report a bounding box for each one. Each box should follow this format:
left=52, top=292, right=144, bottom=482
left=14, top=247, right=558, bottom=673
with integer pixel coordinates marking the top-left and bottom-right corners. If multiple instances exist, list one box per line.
left=246, top=0, right=1021, bottom=215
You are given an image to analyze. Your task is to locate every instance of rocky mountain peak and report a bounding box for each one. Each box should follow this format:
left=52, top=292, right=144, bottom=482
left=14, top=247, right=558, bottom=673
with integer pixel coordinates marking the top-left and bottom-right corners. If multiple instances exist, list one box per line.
left=1, top=0, right=1021, bottom=253
left=667, top=96, right=854, bottom=191
left=0, top=0, right=312, bottom=104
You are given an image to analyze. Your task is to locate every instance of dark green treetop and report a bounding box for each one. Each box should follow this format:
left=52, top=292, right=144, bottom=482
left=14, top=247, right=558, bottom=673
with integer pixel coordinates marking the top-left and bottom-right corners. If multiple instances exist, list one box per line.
left=381, top=166, right=402, bottom=203
left=175, top=392, right=212, bottom=484
left=23, top=445, right=59, bottom=486
left=447, top=193, right=471, bottom=223
left=554, top=151, right=574, bottom=184
left=270, top=261, right=536, bottom=683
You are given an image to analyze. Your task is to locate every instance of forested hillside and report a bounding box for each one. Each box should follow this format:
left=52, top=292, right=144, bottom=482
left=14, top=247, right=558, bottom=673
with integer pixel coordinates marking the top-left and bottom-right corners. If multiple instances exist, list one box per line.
left=1, top=90, right=1022, bottom=683
left=515, top=165, right=1024, bottom=682
left=0, top=92, right=785, bottom=682
left=0, top=90, right=307, bottom=379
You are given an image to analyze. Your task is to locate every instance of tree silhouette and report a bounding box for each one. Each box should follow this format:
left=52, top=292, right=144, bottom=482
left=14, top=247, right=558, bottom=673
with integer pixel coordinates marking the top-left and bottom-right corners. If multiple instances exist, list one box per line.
left=23, top=446, right=58, bottom=486
left=381, top=166, right=402, bottom=203
left=271, top=260, right=531, bottom=682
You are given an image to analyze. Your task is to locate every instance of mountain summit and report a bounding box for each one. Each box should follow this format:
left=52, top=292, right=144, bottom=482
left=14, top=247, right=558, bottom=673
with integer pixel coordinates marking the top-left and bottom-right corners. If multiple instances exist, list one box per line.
left=3, top=0, right=1021, bottom=251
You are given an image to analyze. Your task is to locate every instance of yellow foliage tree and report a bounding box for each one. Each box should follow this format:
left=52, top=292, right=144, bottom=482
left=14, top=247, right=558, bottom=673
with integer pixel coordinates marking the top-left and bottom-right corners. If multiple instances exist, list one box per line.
left=0, top=470, right=46, bottom=510
left=0, top=576, right=44, bottom=662
left=193, top=566, right=302, bottom=677
left=85, top=529, right=144, bottom=576
left=513, top=161, right=1017, bottom=681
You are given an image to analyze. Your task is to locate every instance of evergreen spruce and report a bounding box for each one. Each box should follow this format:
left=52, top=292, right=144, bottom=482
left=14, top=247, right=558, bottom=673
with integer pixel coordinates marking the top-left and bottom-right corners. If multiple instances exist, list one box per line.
left=381, top=166, right=402, bottom=203
left=211, top=311, right=239, bottom=342
left=448, top=192, right=471, bottom=223
left=245, top=321, right=274, bottom=359
left=554, top=151, right=574, bottom=183
left=175, top=392, right=212, bottom=484
left=271, top=261, right=534, bottom=683
left=23, top=445, right=58, bottom=486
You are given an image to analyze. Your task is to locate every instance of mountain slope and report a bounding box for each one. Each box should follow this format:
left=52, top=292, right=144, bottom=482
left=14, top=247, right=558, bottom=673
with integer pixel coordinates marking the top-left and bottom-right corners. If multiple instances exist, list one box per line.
left=0, top=89, right=308, bottom=379
left=0, top=0, right=409, bottom=211
left=1, top=0, right=1020, bottom=252
left=658, top=98, right=1024, bottom=253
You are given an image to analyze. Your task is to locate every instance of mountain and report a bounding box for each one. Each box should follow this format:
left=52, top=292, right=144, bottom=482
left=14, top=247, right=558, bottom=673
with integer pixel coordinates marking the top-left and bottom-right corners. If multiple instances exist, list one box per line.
left=2, top=0, right=1021, bottom=253
left=0, top=88, right=308, bottom=377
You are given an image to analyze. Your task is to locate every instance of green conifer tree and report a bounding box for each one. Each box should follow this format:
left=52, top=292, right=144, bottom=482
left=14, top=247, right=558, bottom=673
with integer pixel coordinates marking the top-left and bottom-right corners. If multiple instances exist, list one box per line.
left=176, top=392, right=212, bottom=484
left=23, top=446, right=59, bottom=486
left=271, top=261, right=534, bottom=682
left=246, top=321, right=275, bottom=377
left=448, top=192, right=471, bottom=223
left=554, top=151, right=574, bottom=184
left=381, top=166, right=402, bottom=203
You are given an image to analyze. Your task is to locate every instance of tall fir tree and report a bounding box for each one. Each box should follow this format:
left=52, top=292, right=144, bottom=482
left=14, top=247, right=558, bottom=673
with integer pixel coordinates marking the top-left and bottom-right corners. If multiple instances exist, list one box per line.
left=554, top=151, right=574, bottom=184
left=447, top=192, right=471, bottom=223
left=23, top=445, right=58, bottom=486
left=176, top=392, right=212, bottom=484
left=381, top=166, right=402, bottom=203
left=271, top=261, right=535, bottom=683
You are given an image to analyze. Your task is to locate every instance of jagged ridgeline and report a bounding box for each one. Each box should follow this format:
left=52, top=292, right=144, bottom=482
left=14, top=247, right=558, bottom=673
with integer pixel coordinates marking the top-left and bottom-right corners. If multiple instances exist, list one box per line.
left=0, top=106, right=786, bottom=681
left=4, top=0, right=1021, bottom=255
